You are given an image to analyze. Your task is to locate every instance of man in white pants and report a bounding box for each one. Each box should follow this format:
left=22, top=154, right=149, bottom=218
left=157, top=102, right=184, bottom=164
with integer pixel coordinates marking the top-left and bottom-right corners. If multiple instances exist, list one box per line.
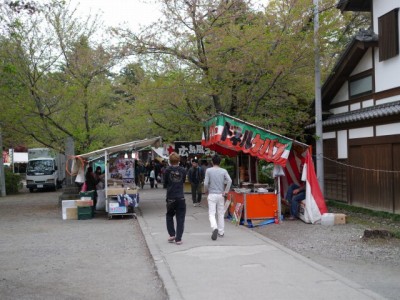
left=204, top=154, right=232, bottom=240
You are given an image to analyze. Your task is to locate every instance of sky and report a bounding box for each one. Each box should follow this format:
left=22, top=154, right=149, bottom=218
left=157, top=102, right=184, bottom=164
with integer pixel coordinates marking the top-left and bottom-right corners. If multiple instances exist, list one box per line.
left=69, top=0, right=267, bottom=29
left=69, top=0, right=162, bottom=29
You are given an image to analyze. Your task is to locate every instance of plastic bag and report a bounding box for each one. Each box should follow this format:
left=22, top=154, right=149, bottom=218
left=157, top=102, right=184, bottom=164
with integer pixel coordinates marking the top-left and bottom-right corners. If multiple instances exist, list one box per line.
left=75, top=167, right=85, bottom=183
left=96, top=189, right=106, bottom=210
left=81, top=182, right=87, bottom=192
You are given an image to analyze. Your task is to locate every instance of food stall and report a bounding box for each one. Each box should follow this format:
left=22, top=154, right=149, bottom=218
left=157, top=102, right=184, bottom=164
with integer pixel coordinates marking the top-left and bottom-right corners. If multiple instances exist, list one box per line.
left=70, top=137, right=162, bottom=219
left=202, top=113, right=327, bottom=224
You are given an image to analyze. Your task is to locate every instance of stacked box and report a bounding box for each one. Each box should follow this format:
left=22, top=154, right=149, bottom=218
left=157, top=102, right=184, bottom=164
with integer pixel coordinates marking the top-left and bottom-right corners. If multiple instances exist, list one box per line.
left=78, top=206, right=93, bottom=220
left=62, top=200, right=78, bottom=220
left=76, top=199, right=94, bottom=207
left=66, top=207, right=78, bottom=220
left=109, top=206, right=127, bottom=213
left=79, top=191, right=95, bottom=200
left=109, top=201, right=119, bottom=207
left=334, top=213, right=346, bottom=225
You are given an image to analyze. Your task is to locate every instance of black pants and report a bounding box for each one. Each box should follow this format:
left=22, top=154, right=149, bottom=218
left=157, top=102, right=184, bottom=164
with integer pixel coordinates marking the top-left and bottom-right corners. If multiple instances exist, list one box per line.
left=191, top=183, right=202, bottom=204
left=166, top=198, right=186, bottom=242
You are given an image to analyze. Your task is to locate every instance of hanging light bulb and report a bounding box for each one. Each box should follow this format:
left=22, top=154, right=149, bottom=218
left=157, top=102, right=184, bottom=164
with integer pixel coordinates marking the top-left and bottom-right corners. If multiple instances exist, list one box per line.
left=131, top=152, right=135, bottom=159
left=124, top=152, right=128, bottom=159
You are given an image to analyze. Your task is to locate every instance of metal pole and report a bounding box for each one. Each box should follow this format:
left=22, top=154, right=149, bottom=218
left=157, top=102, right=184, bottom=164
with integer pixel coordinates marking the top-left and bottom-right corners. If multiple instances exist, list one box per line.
left=0, top=129, right=7, bottom=197
left=314, top=0, right=324, bottom=194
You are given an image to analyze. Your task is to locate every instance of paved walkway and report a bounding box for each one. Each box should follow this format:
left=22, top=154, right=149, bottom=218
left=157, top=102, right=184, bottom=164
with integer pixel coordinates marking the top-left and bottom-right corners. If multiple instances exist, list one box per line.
left=136, top=188, right=386, bottom=300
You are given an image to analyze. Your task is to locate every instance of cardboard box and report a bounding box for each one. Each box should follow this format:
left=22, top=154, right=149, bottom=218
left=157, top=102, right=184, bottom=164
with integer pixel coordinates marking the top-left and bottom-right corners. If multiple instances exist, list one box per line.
left=107, top=188, right=125, bottom=196
left=109, top=202, right=119, bottom=208
left=334, top=213, right=346, bottom=225
left=109, top=206, right=127, bottom=213
left=62, top=200, right=78, bottom=220
left=66, top=207, right=78, bottom=220
left=298, top=201, right=312, bottom=224
left=76, top=199, right=93, bottom=207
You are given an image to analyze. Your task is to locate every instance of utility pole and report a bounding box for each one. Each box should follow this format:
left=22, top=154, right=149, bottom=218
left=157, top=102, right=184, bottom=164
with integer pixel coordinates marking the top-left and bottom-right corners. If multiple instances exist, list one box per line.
left=314, top=0, right=324, bottom=194
left=0, top=129, right=6, bottom=197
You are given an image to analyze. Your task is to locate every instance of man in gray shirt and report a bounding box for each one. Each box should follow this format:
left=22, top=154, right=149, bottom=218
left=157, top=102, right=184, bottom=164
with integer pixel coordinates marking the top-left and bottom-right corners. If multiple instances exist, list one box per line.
left=204, top=154, right=232, bottom=240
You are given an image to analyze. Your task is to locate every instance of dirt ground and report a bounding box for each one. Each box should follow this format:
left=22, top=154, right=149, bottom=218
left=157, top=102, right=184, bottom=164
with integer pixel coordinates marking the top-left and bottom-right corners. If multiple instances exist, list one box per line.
left=0, top=189, right=167, bottom=300
left=253, top=206, right=400, bottom=300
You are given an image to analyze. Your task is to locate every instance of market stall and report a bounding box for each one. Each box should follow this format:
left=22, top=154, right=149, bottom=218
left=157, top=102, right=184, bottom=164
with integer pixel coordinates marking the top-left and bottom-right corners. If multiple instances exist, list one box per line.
left=202, top=113, right=327, bottom=224
left=70, top=137, right=162, bottom=219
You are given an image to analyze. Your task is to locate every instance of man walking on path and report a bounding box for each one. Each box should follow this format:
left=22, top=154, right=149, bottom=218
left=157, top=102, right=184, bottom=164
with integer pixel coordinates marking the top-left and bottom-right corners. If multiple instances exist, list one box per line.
left=204, top=154, right=232, bottom=240
left=164, top=152, right=187, bottom=245
left=187, top=159, right=205, bottom=207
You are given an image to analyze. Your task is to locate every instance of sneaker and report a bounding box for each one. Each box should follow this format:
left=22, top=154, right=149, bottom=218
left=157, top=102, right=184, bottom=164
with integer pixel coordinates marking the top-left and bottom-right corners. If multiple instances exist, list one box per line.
left=168, top=236, right=175, bottom=243
left=193, top=204, right=197, bottom=207
left=175, top=241, right=182, bottom=245
left=218, top=233, right=224, bottom=238
left=211, top=229, right=218, bottom=240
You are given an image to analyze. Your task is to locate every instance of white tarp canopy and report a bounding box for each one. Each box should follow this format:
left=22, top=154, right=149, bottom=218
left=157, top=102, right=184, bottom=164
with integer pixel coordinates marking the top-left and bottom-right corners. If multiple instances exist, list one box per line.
left=13, top=152, right=28, bottom=163
left=152, top=147, right=169, bottom=161
left=77, top=137, right=162, bottom=160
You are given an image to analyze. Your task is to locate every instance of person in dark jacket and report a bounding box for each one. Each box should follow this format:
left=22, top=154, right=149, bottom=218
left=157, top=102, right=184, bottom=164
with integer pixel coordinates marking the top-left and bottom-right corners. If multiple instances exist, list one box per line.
left=85, top=166, right=99, bottom=212
left=164, top=152, right=187, bottom=245
left=187, top=159, right=205, bottom=207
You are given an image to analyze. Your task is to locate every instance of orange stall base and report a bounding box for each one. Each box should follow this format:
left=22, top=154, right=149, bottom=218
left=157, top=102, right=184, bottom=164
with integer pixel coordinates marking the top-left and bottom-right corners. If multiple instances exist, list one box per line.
left=228, top=191, right=278, bottom=221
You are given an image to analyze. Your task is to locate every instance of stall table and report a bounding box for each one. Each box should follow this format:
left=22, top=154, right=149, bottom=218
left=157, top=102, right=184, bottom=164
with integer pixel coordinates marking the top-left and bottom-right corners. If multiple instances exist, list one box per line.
left=228, top=191, right=278, bottom=224
left=106, top=187, right=138, bottom=219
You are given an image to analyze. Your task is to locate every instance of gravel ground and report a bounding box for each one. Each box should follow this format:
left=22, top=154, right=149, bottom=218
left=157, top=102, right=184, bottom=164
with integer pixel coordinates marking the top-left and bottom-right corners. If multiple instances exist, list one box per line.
left=253, top=206, right=400, bottom=300
left=0, top=189, right=167, bottom=300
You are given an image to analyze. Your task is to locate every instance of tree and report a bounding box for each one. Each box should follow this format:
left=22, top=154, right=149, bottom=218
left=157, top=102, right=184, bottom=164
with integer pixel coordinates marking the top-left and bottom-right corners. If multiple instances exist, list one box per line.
left=117, top=0, right=369, bottom=141
left=0, top=0, right=131, bottom=153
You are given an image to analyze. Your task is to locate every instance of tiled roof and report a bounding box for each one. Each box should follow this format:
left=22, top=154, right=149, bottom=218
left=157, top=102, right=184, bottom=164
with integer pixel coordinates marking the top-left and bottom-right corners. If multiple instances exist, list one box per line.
left=307, top=100, right=400, bottom=128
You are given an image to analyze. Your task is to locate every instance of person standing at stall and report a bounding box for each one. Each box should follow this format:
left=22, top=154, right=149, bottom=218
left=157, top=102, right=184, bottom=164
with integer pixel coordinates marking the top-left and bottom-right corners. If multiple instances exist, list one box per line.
left=85, top=166, right=99, bottom=214
left=137, top=161, right=146, bottom=189
left=188, top=159, right=205, bottom=207
left=204, top=154, right=232, bottom=241
left=164, top=152, right=187, bottom=245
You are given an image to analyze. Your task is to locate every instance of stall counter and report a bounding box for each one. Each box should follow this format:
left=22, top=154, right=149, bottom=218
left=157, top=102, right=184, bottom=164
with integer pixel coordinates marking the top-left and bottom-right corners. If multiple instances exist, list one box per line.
left=228, top=191, right=278, bottom=223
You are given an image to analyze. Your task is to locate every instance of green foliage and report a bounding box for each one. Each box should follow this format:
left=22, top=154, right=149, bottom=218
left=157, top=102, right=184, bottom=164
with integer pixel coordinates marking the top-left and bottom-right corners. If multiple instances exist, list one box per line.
left=0, top=0, right=371, bottom=153
left=0, top=1, right=132, bottom=154
left=5, top=168, right=21, bottom=194
left=220, top=157, right=235, bottom=180
left=119, top=0, right=369, bottom=141
left=258, top=160, right=274, bottom=185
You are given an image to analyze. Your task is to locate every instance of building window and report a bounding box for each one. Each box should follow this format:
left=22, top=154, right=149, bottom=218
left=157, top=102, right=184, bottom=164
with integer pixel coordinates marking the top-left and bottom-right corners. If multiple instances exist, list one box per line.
left=379, top=8, right=399, bottom=61
left=349, top=74, right=373, bottom=98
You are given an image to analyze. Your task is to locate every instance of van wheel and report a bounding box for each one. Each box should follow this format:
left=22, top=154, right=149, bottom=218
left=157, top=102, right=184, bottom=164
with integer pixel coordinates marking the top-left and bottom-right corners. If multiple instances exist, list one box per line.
left=29, top=188, right=34, bottom=193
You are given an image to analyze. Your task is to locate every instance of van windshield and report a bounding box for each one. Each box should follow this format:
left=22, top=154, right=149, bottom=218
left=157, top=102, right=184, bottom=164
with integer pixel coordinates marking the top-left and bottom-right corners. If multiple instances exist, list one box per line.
left=27, top=160, right=54, bottom=174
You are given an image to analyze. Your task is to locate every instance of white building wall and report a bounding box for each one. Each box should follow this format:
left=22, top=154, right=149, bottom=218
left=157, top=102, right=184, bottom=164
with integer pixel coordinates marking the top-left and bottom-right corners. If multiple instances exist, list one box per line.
left=373, top=1, right=400, bottom=93
left=351, top=48, right=373, bottom=75
left=376, top=122, right=400, bottom=136
left=331, top=83, right=349, bottom=104
left=362, top=99, right=374, bottom=108
left=323, top=132, right=336, bottom=139
left=349, top=127, right=374, bottom=139
left=376, top=95, right=400, bottom=105
left=337, top=130, right=348, bottom=159
left=330, top=106, right=348, bottom=114
left=350, top=102, right=361, bottom=111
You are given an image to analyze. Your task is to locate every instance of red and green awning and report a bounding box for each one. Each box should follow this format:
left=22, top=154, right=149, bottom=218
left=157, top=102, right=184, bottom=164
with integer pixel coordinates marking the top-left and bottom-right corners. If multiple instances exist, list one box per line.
left=202, top=113, right=294, bottom=166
